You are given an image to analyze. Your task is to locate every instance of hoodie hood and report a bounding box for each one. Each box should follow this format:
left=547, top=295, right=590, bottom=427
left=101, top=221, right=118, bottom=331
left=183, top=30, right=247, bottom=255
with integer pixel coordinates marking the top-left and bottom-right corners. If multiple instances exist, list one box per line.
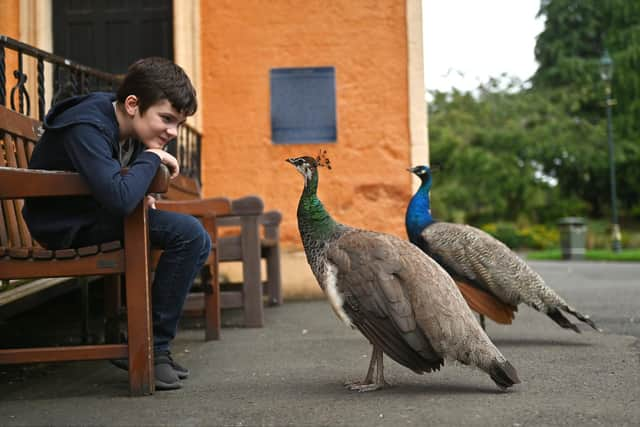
left=44, top=92, right=119, bottom=142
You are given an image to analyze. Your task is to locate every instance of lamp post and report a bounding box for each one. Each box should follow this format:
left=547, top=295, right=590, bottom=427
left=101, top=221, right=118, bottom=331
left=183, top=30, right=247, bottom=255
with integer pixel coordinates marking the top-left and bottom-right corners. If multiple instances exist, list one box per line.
left=599, top=49, right=622, bottom=252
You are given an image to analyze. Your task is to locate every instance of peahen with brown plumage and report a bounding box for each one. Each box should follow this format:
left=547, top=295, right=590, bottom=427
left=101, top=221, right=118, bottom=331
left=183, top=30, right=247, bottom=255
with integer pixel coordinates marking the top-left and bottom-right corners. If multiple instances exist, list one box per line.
left=286, top=154, right=520, bottom=392
left=405, top=165, right=599, bottom=333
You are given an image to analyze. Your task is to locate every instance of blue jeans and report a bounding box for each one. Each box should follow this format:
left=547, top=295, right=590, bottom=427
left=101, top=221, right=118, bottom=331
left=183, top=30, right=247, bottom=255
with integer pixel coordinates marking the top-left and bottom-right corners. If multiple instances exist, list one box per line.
left=72, top=209, right=211, bottom=353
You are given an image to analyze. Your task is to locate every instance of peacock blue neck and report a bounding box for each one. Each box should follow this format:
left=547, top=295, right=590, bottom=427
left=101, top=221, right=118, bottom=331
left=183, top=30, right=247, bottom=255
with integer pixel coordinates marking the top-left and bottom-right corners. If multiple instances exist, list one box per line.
left=297, top=169, right=339, bottom=242
left=405, top=178, right=434, bottom=243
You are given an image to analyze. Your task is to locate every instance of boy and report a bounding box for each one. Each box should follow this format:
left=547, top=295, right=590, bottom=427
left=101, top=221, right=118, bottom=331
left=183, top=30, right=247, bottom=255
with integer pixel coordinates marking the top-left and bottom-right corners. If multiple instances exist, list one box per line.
left=23, top=57, right=209, bottom=390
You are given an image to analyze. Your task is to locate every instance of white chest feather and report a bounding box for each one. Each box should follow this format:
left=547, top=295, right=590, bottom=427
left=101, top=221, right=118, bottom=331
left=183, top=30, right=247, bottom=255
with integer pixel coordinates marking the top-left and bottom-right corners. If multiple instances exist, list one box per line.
left=323, top=262, right=353, bottom=327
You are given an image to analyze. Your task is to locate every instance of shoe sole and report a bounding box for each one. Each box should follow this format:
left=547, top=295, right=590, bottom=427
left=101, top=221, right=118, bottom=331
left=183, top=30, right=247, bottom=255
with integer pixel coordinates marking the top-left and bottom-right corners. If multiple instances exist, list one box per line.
left=111, top=359, right=189, bottom=380
left=155, top=380, right=183, bottom=391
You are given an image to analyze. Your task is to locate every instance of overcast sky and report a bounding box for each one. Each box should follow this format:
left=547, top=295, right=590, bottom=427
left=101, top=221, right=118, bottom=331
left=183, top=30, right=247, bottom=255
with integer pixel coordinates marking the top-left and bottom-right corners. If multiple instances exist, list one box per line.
left=422, top=0, right=546, bottom=93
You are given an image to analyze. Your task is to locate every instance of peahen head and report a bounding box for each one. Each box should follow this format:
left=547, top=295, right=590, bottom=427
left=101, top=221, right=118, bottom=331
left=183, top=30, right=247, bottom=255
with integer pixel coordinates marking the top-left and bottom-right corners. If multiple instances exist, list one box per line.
left=405, top=165, right=435, bottom=241
left=286, top=156, right=320, bottom=186
left=286, top=153, right=339, bottom=243
left=286, top=152, right=331, bottom=193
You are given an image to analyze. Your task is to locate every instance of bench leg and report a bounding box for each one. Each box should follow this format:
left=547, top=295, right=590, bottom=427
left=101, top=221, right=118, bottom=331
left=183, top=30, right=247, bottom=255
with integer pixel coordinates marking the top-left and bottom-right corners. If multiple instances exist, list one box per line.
left=201, top=215, right=221, bottom=341
left=240, top=216, right=263, bottom=327
left=79, top=277, right=91, bottom=343
left=104, top=275, right=122, bottom=344
left=124, top=202, right=154, bottom=396
left=202, top=265, right=220, bottom=340
left=265, top=245, right=282, bottom=306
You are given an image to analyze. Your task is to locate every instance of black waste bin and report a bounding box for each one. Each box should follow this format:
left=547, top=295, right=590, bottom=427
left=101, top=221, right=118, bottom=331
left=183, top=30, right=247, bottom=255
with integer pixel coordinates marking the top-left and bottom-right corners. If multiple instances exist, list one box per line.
left=558, top=217, right=586, bottom=260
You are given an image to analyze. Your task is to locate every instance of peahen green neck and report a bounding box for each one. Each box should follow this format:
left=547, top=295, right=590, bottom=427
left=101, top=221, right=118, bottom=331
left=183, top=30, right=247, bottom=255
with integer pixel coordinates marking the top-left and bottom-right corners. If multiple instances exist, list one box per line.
left=297, top=168, right=340, bottom=245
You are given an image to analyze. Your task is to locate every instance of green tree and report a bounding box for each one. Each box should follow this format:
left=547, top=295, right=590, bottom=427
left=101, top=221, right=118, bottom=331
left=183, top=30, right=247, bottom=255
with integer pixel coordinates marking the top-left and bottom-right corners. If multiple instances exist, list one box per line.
left=427, top=78, right=591, bottom=226
left=532, top=0, right=640, bottom=218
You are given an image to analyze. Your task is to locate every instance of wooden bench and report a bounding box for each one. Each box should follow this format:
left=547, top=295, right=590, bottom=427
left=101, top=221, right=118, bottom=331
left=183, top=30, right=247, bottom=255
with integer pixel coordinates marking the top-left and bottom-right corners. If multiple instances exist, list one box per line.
left=156, top=176, right=283, bottom=331
left=0, top=105, right=169, bottom=396
left=217, top=203, right=283, bottom=308
left=149, top=186, right=231, bottom=341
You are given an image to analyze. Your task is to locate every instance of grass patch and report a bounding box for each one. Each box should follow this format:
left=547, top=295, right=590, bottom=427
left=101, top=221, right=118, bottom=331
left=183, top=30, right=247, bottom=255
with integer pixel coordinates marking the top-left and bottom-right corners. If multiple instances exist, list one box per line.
left=526, top=248, right=640, bottom=261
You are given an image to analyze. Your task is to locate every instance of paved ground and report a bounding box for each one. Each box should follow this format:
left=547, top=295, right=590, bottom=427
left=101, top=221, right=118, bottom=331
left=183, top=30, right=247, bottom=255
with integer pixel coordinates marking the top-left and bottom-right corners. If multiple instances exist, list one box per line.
left=0, top=260, right=639, bottom=426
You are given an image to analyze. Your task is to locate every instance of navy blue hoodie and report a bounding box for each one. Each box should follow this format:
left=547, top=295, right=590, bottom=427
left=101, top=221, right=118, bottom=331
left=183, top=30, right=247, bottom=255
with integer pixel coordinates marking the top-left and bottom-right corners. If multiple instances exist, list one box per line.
left=23, top=92, right=161, bottom=249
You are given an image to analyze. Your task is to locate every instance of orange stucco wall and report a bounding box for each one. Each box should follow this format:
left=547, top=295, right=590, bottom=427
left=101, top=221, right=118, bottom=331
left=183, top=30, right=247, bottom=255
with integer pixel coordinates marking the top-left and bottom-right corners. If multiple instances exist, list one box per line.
left=0, top=0, right=20, bottom=93
left=201, top=0, right=412, bottom=248
left=0, top=0, right=19, bottom=37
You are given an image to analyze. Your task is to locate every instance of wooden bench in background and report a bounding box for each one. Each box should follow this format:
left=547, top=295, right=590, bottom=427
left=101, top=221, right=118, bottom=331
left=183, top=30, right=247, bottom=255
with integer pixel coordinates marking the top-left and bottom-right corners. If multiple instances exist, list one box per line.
left=157, top=175, right=283, bottom=333
left=0, top=105, right=169, bottom=396
left=149, top=187, right=231, bottom=341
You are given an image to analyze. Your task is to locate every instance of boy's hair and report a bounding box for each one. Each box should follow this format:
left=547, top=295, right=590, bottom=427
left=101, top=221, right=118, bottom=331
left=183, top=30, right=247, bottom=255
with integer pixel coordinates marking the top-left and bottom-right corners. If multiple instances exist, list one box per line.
left=116, top=57, right=197, bottom=116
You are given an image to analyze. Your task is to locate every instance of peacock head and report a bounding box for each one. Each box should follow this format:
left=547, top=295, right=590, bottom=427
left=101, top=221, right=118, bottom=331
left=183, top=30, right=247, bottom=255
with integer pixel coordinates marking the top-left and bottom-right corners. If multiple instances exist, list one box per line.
left=286, top=151, right=331, bottom=185
left=407, top=165, right=433, bottom=188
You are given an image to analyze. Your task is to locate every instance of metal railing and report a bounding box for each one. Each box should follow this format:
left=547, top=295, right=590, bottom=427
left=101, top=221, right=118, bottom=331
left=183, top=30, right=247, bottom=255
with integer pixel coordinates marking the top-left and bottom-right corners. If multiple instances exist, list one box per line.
left=0, top=34, right=201, bottom=183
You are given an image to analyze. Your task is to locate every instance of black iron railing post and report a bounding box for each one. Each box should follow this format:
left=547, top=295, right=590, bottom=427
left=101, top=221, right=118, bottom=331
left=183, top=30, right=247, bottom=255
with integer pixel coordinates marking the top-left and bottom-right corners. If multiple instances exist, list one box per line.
left=0, top=40, right=5, bottom=106
left=37, top=57, right=44, bottom=121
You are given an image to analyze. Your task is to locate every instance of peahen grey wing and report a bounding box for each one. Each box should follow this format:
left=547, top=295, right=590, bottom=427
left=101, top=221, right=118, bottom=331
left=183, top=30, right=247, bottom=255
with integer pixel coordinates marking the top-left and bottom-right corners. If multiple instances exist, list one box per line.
left=421, top=222, right=599, bottom=332
left=327, top=229, right=512, bottom=374
left=326, top=229, right=444, bottom=373
left=421, top=222, right=542, bottom=306
left=327, top=229, right=519, bottom=384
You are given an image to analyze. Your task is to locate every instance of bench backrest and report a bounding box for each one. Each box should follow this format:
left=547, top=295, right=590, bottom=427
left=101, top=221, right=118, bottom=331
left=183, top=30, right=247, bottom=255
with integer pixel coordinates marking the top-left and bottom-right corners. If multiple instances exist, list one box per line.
left=0, top=106, right=41, bottom=253
left=164, top=174, right=202, bottom=201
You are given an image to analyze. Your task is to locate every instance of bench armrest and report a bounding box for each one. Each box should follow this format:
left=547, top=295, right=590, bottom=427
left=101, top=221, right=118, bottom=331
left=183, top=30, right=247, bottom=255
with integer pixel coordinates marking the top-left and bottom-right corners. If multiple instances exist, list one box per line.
left=0, top=165, right=170, bottom=199
left=261, top=210, right=282, bottom=241
left=0, top=167, right=91, bottom=198
left=155, top=196, right=232, bottom=217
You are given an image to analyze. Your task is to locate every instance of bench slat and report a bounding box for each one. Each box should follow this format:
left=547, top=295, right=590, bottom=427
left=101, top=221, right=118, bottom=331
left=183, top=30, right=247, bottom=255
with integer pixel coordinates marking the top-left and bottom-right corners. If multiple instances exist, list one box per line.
left=32, top=248, right=53, bottom=259
left=54, top=248, right=77, bottom=259
left=14, top=137, right=35, bottom=247
left=100, top=241, right=122, bottom=252
left=2, top=134, right=26, bottom=248
left=2, top=199, right=22, bottom=248
left=1, top=250, right=126, bottom=279
left=0, top=203, right=9, bottom=247
left=15, top=135, right=29, bottom=168
left=0, top=344, right=128, bottom=364
left=8, top=247, right=30, bottom=259
left=0, top=277, right=72, bottom=306
left=0, top=105, right=41, bottom=141
left=78, top=245, right=99, bottom=257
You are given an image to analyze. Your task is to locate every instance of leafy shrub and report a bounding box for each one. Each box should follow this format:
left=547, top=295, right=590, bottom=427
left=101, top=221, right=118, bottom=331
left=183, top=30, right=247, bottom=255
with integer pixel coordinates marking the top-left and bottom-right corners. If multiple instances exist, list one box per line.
left=480, top=222, right=558, bottom=250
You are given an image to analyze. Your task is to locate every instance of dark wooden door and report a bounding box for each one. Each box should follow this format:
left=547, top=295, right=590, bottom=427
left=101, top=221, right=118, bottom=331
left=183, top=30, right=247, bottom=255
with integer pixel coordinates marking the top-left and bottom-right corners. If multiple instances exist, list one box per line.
left=53, top=0, right=173, bottom=74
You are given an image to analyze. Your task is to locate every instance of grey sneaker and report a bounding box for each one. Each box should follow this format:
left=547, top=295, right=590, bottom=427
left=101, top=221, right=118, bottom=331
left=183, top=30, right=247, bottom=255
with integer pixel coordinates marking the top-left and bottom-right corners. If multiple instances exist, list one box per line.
left=154, top=358, right=182, bottom=391
left=110, top=351, right=189, bottom=383
left=155, top=350, right=190, bottom=379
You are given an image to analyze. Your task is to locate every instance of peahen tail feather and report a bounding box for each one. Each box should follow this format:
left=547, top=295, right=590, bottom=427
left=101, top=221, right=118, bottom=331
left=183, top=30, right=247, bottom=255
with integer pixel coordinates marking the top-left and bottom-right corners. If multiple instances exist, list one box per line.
left=488, top=359, right=520, bottom=389
left=456, top=280, right=516, bottom=325
left=546, top=308, right=581, bottom=333
left=562, top=305, right=601, bottom=332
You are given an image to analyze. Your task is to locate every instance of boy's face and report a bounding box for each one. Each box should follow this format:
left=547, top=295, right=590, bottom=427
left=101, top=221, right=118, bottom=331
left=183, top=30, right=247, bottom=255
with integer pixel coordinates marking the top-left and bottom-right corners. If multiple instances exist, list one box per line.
left=127, top=97, right=187, bottom=149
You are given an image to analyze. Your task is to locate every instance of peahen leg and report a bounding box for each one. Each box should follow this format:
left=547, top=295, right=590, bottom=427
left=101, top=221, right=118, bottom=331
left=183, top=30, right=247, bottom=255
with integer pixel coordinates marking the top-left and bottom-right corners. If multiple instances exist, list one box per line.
left=345, top=346, right=389, bottom=392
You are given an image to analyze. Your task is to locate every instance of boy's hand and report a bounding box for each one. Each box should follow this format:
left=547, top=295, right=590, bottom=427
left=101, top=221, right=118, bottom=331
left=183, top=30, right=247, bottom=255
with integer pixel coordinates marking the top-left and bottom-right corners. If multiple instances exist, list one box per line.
left=145, top=195, right=157, bottom=209
left=146, top=149, right=180, bottom=179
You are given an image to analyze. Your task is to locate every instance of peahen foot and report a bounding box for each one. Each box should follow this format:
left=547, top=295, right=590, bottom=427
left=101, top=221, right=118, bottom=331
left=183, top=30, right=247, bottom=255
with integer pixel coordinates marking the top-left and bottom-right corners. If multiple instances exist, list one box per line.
left=344, top=379, right=389, bottom=392
left=344, top=345, right=389, bottom=392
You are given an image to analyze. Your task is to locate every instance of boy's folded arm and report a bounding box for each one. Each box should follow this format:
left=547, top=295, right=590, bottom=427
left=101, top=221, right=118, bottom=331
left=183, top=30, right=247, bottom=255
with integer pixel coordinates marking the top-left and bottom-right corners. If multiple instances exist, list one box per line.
left=62, top=125, right=163, bottom=215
